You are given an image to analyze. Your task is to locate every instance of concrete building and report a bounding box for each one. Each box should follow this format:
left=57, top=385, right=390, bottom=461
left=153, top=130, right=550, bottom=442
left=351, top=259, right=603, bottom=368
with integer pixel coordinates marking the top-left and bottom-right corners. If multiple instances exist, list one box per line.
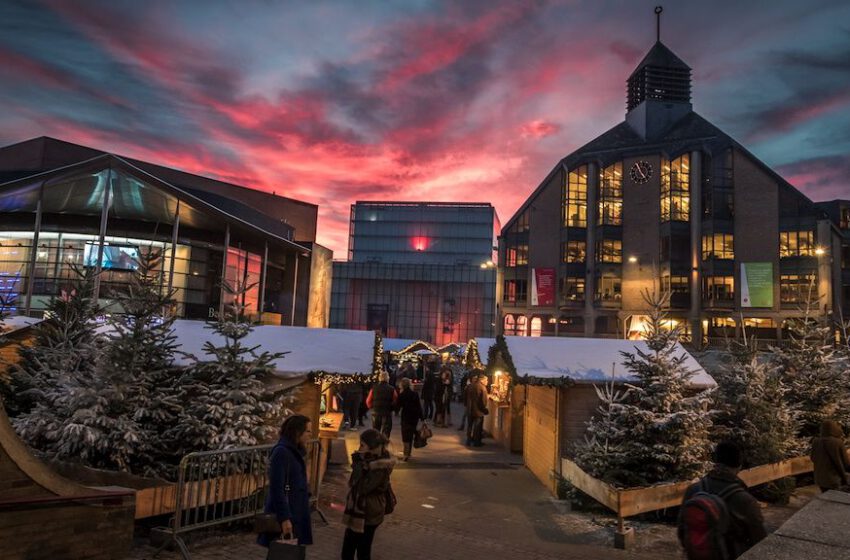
left=330, top=202, right=499, bottom=344
left=0, top=137, right=332, bottom=327
left=499, top=39, right=846, bottom=343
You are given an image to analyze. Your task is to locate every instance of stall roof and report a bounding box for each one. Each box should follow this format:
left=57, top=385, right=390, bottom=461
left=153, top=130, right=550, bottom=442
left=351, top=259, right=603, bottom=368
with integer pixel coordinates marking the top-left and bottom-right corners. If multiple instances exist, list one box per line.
left=382, top=338, right=419, bottom=353
left=0, top=316, right=41, bottom=336
left=169, top=320, right=376, bottom=377
left=478, top=336, right=715, bottom=388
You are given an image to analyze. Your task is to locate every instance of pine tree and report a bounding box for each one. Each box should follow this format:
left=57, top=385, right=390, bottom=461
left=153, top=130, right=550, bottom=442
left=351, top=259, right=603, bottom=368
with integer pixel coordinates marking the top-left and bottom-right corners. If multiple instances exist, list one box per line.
left=168, top=280, right=297, bottom=457
left=712, top=333, right=802, bottom=467
left=771, top=282, right=850, bottom=438
left=573, top=291, right=714, bottom=487
left=11, top=266, right=102, bottom=452
left=58, top=248, right=183, bottom=475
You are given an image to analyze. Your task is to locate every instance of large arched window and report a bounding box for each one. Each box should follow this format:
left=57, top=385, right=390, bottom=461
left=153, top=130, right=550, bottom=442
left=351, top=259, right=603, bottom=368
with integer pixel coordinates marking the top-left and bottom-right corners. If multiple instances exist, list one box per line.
left=530, top=317, right=543, bottom=337
left=503, top=314, right=517, bottom=336
left=515, top=315, right=528, bottom=337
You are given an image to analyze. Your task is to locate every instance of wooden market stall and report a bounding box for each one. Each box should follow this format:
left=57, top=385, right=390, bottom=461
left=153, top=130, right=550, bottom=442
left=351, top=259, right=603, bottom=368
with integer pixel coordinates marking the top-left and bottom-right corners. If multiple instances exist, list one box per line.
left=171, top=321, right=380, bottom=485
left=478, top=335, right=715, bottom=495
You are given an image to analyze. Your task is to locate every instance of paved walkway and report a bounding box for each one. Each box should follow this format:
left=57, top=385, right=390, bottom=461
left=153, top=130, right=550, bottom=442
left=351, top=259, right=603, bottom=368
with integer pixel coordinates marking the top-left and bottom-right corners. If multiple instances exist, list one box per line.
left=128, top=404, right=670, bottom=560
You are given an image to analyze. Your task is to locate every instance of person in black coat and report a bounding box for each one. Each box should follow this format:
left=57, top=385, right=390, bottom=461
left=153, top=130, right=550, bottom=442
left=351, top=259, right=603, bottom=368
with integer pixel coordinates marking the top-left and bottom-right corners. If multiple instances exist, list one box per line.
left=259, top=414, right=314, bottom=547
left=396, top=378, right=424, bottom=461
left=421, top=367, right=436, bottom=420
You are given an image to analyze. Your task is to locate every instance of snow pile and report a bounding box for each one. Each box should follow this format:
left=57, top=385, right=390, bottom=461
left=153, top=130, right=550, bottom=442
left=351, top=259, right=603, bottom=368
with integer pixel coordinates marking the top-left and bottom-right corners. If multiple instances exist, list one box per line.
left=479, top=336, right=715, bottom=387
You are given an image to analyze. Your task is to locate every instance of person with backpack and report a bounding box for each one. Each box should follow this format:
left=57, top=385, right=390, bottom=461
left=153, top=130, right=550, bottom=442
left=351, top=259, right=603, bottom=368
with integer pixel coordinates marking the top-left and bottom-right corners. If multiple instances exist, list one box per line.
left=341, top=429, right=396, bottom=560
left=678, top=441, right=767, bottom=559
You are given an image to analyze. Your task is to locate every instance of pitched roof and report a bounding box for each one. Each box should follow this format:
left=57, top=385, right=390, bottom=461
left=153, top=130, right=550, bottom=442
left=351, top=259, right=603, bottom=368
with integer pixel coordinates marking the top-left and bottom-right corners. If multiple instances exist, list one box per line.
left=629, top=41, right=691, bottom=77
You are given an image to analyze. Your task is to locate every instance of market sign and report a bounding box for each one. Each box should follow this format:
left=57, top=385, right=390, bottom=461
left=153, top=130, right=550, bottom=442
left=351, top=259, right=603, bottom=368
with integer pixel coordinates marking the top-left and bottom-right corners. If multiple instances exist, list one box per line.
left=741, top=262, right=773, bottom=308
left=531, top=268, right=556, bottom=306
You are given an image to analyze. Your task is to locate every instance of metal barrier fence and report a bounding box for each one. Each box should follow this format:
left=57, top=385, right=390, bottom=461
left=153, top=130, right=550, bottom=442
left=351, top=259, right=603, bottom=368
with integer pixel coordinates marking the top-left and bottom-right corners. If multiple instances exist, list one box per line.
left=156, top=439, right=324, bottom=560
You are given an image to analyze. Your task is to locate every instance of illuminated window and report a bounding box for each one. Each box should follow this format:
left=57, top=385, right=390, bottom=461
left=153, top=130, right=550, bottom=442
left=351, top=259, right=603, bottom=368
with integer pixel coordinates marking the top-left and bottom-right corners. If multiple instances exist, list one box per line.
left=743, top=317, right=775, bottom=329
left=841, top=208, right=850, bottom=230
left=503, top=314, right=518, bottom=335
left=596, top=239, right=622, bottom=263
left=703, top=276, right=734, bottom=301
left=661, top=275, right=689, bottom=295
left=596, top=275, right=622, bottom=301
left=560, top=276, right=585, bottom=302
left=515, top=315, right=528, bottom=336
left=779, top=231, right=815, bottom=258
left=661, top=154, right=690, bottom=222
left=530, top=317, right=543, bottom=337
left=780, top=274, right=816, bottom=303
left=505, top=244, right=528, bottom=267
left=562, top=240, right=586, bottom=263
left=563, top=165, right=588, bottom=228
left=503, top=279, right=528, bottom=304
left=701, top=233, right=734, bottom=260
left=598, top=162, right=623, bottom=225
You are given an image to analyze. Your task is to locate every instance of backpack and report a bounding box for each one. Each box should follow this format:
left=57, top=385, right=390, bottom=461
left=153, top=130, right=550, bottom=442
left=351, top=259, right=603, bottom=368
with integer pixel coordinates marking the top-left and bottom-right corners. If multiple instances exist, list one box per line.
left=679, top=478, right=745, bottom=560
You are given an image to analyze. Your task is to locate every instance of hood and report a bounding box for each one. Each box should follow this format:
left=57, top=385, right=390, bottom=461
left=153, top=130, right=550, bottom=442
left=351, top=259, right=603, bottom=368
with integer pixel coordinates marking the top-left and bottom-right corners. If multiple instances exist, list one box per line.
left=820, top=420, right=845, bottom=439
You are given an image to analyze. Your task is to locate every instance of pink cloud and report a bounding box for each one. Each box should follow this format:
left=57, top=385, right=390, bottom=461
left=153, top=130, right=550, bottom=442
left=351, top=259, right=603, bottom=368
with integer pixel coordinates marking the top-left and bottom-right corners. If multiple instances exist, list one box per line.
left=520, top=120, right=561, bottom=138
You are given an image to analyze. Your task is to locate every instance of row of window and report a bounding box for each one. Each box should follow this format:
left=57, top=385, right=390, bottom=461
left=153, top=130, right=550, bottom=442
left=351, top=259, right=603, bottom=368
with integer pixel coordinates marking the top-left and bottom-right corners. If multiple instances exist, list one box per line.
left=505, top=230, right=818, bottom=268
left=503, top=274, right=816, bottom=305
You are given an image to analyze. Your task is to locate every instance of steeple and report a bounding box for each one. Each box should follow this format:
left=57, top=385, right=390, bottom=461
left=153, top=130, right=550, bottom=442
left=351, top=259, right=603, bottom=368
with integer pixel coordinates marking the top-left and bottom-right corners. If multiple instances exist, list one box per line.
left=625, top=6, right=693, bottom=139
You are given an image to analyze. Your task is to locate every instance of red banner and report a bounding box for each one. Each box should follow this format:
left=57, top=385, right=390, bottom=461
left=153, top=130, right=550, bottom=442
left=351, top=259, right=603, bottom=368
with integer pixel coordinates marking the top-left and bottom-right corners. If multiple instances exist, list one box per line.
left=531, top=268, right=555, bottom=306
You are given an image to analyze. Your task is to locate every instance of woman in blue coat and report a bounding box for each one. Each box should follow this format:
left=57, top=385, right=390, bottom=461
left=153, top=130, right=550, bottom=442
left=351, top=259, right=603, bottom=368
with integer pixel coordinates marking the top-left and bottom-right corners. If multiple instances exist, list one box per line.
left=259, top=414, right=314, bottom=547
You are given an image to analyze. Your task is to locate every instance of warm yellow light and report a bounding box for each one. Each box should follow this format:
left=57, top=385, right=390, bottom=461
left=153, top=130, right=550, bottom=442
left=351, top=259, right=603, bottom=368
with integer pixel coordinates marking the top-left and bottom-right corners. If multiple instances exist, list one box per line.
left=815, top=247, right=826, bottom=256
left=628, top=255, right=638, bottom=263
left=494, top=370, right=503, bottom=377
left=480, top=263, right=487, bottom=269
left=486, top=260, right=494, bottom=266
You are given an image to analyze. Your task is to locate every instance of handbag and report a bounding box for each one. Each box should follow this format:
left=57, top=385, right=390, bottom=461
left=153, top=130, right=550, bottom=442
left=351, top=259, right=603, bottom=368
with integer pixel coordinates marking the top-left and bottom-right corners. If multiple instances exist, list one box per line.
left=254, top=513, right=281, bottom=534
left=413, top=431, right=427, bottom=449
left=267, top=537, right=306, bottom=560
left=419, top=422, right=433, bottom=440
left=384, top=483, right=397, bottom=515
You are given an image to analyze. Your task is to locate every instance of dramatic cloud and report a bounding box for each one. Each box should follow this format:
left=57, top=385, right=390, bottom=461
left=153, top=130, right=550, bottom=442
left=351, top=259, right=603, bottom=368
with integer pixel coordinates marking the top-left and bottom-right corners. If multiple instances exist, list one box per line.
left=0, top=0, right=849, bottom=256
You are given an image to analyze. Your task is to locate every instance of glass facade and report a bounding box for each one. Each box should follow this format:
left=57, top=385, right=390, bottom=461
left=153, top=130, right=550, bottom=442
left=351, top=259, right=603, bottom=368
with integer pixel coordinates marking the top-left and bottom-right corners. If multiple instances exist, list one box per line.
left=332, top=202, right=498, bottom=342
left=779, top=231, right=815, bottom=258
left=598, top=162, right=623, bottom=225
left=0, top=164, right=301, bottom=322
left=661, top=154, right=690, bottom=222
left=702, top=233, right=734, bottom=260
left=563, top=165, right=588, bottom=228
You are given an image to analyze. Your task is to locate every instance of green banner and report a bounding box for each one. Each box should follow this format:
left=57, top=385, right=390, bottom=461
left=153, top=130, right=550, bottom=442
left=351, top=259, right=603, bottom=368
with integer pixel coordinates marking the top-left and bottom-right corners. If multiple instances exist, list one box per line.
left=741, top=262, right=773, bottom=308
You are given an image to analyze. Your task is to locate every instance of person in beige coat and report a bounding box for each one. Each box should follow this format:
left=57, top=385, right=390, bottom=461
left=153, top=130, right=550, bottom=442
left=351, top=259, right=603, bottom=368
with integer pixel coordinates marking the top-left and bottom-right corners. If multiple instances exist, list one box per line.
left=811, top=419, right=850, bottom=492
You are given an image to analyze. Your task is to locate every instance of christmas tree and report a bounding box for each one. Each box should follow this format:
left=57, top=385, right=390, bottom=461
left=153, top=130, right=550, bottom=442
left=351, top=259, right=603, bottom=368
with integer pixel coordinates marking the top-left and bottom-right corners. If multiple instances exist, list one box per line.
left=771, top=282, right=850, bottom=438
left=10, top=266, right=102, bottom=453
left=573, top=291, right=714, bottom=487
left=712, top=332, right=802, bottom=467
left=167, top=280, right=297, bottom=457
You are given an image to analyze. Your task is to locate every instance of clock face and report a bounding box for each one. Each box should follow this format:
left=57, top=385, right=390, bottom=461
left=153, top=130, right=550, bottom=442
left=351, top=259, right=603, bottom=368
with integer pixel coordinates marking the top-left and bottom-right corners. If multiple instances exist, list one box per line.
left=630, top=160, right=653, bottom=184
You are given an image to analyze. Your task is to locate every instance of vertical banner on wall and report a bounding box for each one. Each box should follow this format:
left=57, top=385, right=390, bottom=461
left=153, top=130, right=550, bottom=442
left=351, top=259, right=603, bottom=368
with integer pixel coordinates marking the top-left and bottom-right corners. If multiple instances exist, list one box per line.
left=531, top=268, right=556, bottom=306
left=741, top=262, right=773, bottom=308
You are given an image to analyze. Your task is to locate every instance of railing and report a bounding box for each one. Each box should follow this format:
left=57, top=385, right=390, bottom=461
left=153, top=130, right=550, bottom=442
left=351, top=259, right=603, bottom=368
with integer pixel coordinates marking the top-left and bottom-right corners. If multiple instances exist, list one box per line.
left=156, top=439, right=324, bottom=560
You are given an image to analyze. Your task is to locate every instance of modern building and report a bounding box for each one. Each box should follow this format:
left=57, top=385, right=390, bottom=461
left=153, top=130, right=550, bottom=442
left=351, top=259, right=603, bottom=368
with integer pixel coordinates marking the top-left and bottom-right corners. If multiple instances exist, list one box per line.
left=0, top=137, right=332, bottom=326
left=499, top=34, right=847, bottom=343
left=330, top=202, right=499, bottom=344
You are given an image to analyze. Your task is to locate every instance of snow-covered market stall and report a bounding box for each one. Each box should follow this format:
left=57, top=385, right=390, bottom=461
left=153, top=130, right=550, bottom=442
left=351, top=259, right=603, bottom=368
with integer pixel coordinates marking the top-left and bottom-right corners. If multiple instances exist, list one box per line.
left=478, top=335, right=715, bottom=494
left=171, top=320, right=381, bottom=480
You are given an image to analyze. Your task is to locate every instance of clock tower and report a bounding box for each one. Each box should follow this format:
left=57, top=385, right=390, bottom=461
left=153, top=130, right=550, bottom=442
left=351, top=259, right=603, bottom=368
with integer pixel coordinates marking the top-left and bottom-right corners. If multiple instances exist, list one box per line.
left=625, top=8, right=693, bottom=140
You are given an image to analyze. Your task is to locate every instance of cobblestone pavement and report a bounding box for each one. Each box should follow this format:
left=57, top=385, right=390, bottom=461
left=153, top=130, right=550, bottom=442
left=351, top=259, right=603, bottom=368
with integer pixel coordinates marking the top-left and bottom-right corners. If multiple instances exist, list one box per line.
left=128, top=407, right=671, bottom=560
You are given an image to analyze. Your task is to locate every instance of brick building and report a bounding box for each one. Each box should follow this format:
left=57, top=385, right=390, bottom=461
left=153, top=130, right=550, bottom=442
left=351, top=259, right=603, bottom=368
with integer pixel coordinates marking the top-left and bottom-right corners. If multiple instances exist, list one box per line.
left=498, top=38, right=847, bottom=343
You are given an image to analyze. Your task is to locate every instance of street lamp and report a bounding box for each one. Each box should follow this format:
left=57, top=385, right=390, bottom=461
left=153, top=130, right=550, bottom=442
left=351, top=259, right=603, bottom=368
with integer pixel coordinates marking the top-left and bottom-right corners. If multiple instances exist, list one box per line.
left=815, top=247, right=826, bottom=256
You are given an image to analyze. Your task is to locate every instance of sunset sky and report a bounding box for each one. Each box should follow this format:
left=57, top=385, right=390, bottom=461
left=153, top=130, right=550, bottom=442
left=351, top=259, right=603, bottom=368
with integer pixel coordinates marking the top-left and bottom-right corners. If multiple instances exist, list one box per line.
left=1, top=0, right=849, bottom=256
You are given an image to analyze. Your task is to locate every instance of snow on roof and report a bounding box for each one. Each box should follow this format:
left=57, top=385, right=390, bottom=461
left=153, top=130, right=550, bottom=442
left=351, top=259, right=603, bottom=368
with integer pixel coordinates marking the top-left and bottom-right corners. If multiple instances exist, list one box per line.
left=170, top=320, right=375, bottom=377
left=0, top=316, right=41, bottom=335
left=381, top=338, right=419, bottom=352
left=479, top=336, right=715, bottom=388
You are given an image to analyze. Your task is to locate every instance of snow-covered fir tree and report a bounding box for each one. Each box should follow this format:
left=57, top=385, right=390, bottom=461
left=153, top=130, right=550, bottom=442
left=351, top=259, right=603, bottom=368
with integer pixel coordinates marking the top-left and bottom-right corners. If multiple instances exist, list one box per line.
left=10, top=266, right=102, bottom=452
left=167, top=280, right=297, bottom=457
left=573, top=291, right=714, bottom=487
left=712, top=332, right=802, bottom=467
left=56, top=248, right=183, bottom=475
left=771, top=282, right=850, bottom=438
